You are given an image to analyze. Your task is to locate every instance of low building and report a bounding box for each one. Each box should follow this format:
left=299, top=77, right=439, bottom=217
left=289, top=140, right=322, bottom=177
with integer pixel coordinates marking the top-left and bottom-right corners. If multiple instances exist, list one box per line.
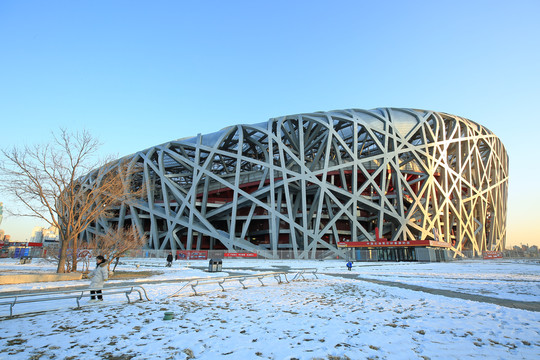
left=30, top=226, right=59, bottom=245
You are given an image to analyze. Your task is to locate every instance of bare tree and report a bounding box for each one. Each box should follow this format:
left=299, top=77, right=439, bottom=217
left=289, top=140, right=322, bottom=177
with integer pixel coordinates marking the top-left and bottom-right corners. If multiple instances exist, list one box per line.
left=90, top=225, right=147, bottom=272
left=76, top=245, right=94, bottom=274
left=0, top=129, right=143, bottom=273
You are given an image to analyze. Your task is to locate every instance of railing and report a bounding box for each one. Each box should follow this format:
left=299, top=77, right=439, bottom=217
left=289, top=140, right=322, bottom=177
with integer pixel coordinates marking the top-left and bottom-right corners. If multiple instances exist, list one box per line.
left=118, top=249, right=344, bottom=260
left=168, top=269, right=318, bottom=297
left=0, top=268, right=319, bottom=316
left=291, top=268, right=318, bottom=281
left=120, top=260, right=171, bottom=268
left=0, top=285, right=150, bottom=317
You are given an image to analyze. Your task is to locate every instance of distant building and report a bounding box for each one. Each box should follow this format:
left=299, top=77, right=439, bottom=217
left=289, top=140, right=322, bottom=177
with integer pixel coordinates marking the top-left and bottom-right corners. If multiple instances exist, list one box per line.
left=30, top=226, right=59, bottom=244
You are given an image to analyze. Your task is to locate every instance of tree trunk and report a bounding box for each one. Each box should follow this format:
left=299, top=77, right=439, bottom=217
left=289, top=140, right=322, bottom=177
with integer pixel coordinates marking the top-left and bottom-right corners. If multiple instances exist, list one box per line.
left=57, top=235, right=69, bottom=273
left=113, top=257, right=120, bottom=272
left=72, top=236, right=78, bottom=272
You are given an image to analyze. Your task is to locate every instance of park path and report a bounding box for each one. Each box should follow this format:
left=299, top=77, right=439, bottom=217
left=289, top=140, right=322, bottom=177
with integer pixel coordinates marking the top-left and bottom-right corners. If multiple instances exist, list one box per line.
left=326, top=272, right=540, bottom=312
left=0, top=269, right=252, bottom=297
left=222, top=264, right=540, bottom=312
left=3, top=265, right=539, bottom=312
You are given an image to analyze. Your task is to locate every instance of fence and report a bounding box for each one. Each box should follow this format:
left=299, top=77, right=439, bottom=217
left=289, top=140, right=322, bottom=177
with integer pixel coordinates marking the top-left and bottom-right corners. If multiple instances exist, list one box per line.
left=6, top=245, right=539, bottom=262
left=120, top=249, right=347, bottom=261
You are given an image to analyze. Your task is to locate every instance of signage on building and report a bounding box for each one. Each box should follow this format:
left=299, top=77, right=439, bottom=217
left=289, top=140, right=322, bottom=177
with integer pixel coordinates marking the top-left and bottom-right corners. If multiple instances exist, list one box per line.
left=337, top=240, right=451, bottom=248
left=175, top=250, right=208, bottom=260
left=224, top=252, right=258, bottom=258
left=482, top=251, right=503, bottom=259
left=0, top=241, right=43, bottom=248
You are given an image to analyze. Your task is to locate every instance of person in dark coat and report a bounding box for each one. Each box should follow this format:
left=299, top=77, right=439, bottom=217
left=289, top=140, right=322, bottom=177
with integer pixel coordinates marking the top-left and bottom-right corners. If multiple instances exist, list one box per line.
left=166, top=252, right=173, bottom=267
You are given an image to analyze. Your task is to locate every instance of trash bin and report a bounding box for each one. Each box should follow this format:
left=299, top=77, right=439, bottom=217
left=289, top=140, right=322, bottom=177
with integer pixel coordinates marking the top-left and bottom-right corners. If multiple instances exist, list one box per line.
left=19, top=256, right=32, bottom=264
left=208, top=259, right=216, bottom=272
left=208, top=259, right=222, bottom=272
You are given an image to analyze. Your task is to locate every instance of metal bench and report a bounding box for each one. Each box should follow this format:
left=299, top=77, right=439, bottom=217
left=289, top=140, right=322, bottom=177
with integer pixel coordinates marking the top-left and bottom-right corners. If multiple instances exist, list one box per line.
left=0, top=285, right=150, bottom=317
left=291, top=268, right=319, bottom=281
left=168, top=269, right=318, bottom=297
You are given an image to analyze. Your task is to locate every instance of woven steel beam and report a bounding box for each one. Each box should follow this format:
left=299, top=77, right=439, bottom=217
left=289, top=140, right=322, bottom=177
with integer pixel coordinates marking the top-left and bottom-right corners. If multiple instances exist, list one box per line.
left=80, top=108, right=509, bottom=259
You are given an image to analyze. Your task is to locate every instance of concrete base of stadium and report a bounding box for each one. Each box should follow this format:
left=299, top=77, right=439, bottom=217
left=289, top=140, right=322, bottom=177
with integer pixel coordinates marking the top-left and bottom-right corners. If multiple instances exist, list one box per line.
left=0, top=272, right=83, bottom=285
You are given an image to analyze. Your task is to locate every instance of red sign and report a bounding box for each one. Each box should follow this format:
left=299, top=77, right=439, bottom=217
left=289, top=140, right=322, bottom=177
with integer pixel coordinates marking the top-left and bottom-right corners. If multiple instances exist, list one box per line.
left=483, top=251, right=503, bottom=259
left=0, top=242, right=43, bottom=247
left=224, top=252, right=258, bottom=258
left=176, top=250, right=208, bottom=260
left=337, top=240, right=451, bottom=248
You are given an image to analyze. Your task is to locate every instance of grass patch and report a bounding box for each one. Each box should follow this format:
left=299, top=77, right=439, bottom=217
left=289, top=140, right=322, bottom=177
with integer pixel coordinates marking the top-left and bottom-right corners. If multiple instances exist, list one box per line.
left=109, top=270, right=162, bottom=279
left=6, top=338, right=27, bottom=346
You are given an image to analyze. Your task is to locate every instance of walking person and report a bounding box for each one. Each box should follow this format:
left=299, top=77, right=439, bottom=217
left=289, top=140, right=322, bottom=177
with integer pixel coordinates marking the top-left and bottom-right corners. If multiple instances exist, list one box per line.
left=88, top=255, right=108, bottom=302
left=346, top=261, right=353, bottom=271
left=166, top=252, right=173, bottom=267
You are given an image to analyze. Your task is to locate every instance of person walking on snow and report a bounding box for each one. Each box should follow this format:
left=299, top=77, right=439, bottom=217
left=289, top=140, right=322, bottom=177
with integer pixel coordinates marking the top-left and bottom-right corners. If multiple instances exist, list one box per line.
left=88, top=255, right=108, bottom=301
left=166, top=252, right=173, bottom=267
left=346, top=261, right=353, bottom=271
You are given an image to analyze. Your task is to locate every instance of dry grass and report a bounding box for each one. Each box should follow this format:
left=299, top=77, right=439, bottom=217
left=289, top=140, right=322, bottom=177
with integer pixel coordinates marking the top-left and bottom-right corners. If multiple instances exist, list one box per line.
left=108, top=270, right=162, bottom=279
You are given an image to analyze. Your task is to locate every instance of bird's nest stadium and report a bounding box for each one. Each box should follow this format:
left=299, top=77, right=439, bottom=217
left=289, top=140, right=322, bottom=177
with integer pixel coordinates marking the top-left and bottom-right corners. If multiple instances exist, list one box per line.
left=80, top=108, right=508, bottom=261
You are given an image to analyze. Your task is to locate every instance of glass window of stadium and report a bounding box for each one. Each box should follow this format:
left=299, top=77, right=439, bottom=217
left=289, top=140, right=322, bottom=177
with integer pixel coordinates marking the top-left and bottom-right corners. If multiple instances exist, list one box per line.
left=377, top=247, right=416, bottom=262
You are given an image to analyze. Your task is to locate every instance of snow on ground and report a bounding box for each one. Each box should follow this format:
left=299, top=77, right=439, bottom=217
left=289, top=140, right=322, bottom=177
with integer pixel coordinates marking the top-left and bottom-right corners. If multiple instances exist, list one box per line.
left=350, top=260, right=540, bottom=302
left=0, top=258, right=539, bottom=359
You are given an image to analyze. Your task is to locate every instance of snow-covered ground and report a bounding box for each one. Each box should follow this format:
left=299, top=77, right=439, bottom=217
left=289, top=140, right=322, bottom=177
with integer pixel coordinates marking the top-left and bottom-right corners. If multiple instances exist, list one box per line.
left=0, top=258, right=539, bottom=359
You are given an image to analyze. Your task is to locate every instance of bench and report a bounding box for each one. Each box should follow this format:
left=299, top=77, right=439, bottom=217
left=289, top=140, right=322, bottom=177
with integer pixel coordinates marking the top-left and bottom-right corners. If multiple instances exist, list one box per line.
left=0, top=285, right=150, bottom=317
left=168, top=269, right=318, bottom=297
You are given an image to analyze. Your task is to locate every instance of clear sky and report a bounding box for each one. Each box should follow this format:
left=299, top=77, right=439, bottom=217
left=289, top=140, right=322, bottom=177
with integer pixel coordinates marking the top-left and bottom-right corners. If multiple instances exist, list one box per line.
left=1, top=0, right=538, bottom=248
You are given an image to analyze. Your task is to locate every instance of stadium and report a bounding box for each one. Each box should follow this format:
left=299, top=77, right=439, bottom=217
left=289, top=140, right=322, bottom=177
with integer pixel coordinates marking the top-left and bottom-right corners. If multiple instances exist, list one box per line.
left=80, top=108, right=509, bottom=261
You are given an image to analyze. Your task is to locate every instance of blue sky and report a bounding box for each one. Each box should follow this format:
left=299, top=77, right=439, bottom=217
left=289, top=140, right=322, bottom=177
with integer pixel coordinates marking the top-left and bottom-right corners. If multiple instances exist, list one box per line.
left=1, top=0, right=538, bottom=247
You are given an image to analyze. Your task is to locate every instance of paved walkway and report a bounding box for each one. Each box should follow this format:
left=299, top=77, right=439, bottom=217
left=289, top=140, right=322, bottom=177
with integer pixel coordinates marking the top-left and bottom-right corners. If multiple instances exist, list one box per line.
left=0, top=269, right=261, bottom=297
left=195, top=265, right=540, bottom=312
left=326, top=272, right=540, bottom=312
left=3, top=266, right=539, bottom=313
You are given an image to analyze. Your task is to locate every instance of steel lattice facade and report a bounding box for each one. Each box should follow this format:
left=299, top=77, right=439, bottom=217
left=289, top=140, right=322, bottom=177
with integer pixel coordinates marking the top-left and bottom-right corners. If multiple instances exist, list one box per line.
left=81, top=108, right=509, bottom=259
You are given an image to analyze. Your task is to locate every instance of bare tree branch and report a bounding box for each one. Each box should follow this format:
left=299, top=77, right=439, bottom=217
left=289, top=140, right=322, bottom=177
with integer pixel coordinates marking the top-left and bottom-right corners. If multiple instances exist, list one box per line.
left=0, top=129, right=145, bottom=273
left=89, top=225, right=147, bottom=272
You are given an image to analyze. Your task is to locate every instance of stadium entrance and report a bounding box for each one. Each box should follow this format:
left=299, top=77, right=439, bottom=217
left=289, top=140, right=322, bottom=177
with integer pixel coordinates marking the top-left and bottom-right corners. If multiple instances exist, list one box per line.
left=337, top=239, right=451, bottom=262
left=377, top=247, right=416, bottom=261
